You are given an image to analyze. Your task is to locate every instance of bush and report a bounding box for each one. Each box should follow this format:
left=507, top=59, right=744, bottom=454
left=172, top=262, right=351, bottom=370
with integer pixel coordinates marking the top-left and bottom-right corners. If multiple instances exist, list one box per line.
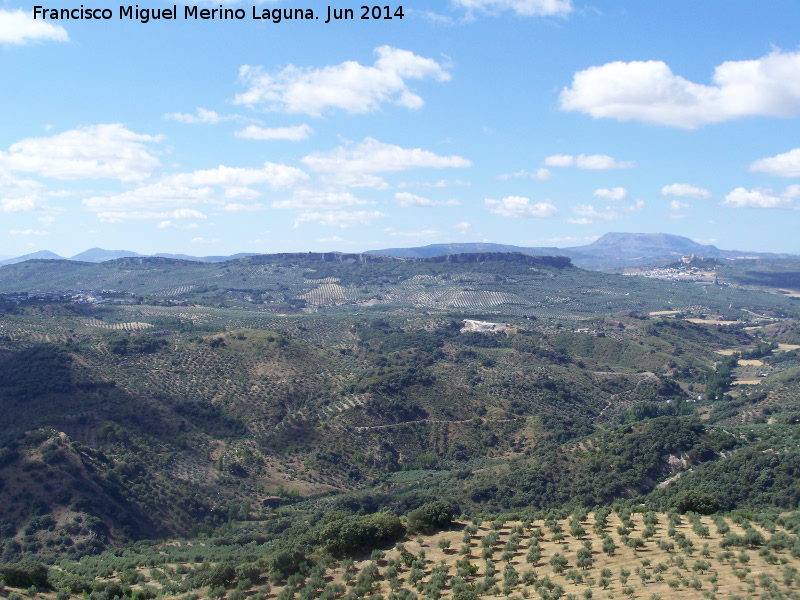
left=0, top=562, right=49, bottom=589
left=210, top=562, right=237, bottom=589
left=669, top=490, right=720, bottom=515
left=268, top=549, right=309, bottom=581
left=407, top=501, right=454, bottom=534
left=315, top=512, right=403, bottom=557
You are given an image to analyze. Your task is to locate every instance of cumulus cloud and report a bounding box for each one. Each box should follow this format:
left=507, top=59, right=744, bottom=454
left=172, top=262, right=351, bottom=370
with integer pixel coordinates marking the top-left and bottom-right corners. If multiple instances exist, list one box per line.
left=272, top=190, right=370, bottom=210
left=661, top=183, right=712, bottom=199
left=496, top=168, right=552, bottom=180
left=0, top=170, right=45, bottom=213
left=1, top=196, right=40, bottom=213
left=389, top=228, right=442, bottom=239
left=485, top=196, right=559, bottom=218
left=543, top=154, right=574, bottom=167
left=569, top=199, right=644, bottom=223
left=82, top=183, right=214, bottom=222
left=303, top=138, right=471, bottom=173
left=0, top=124, right=162, bottom=182
left=570, top=204, right=618, bottom=222
left=669, top=199, right=691, bottom=211
left=749, top=148, right=800, bottom=178
left=394, top=192, right=461, bottom=207
left=294, top=210, right=387, bottom=228
left=223, top=187, right=261, bottom=200
left=722, top=187, right=798, bottom=210
left=234, top=46, right=450, bottom=116
left=452, top=0, right=572, bottom=17
left=560, top=50, right=800, bottom=129
left=81, top=162, right=307, bottom=222
left=577, top=154, right=636, bottom=169
left=301, top=138, right=470, bottom=189
left=164, top=162, right=307, bottom=189
left=222, top=203, right=266, bottom=212
left=164, top=108, right=242, bottom=124
left=9, top=229, right=48, bottom=236
left=454, top=221, right=471, bottom=229
left=543, top=153, right=635, bottom=170
left=593, top=187, right=628, bottom=202
left=0, top=9, right=68, bottom=45
left=235, top=124, right=313, bottom=141
left=784, top=185, right=800, bottom=199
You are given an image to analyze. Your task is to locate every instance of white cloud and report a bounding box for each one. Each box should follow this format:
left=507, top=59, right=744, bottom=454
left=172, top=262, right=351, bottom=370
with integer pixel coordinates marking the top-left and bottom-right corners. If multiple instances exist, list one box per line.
left=0, top=9, right=68, bottom=45
left=571, top=204, right=618, bottom=222
left=398, top=178, right=470, bottom=189
left=485, top=196, right=559, bottom=218
left=158, top=220, right=199, bottom=230
left=303, top=138, right=471, bottom=173
left=81, top=162, right=307, bottom=222
left=394, top=192, right=461, bottom=207
left=164, top=162, right=307, bottom=189
left=722, top=187, right=797, bottom=210
left=272, top=190, right=370, bottom=210
left=544, top=153, right=635, bottom=170
left=82, top=184, right=214, bottom=222
left=625, top=199, right=646, bottom=213
left=222, top=203, right=266, bottom=212
left=234, top=46, right=450, bottom=116
left=669, top=199, right=691, bottom=211
left=2, top=196, right=39, bottom=213
left=164, top=108, right=242, bottom=124
left=661, top=183, right=712, bottom=199
left=784, top=185, right=800, bottom=199
left=0, top=124, right=162, bottom=181
left=9, top=229, right=48, bottom=236
left=452, top=0, right=572, bottom=17
left=0, top=170, right=42, bottom=195
left=577, top=154, right=636, bottom=170
left=561, top=50, right=800, bottom=129
left=301, top=138, right=470, bottom=189
left=543, top=154, right=574, bottom=167
left=749, top=148, right=800, bottom=178
left=294, top=210, right=387, bottom=228
left=191, top=237, right=218, bottom=244
left=496, top=168, right=553, bottom=180
left=454, top=221, right=471, bottom=229
left=593, top=187, right=628, bottom=201
left=389, top=228, right=442, bottom=239
left=235, top=124, right=313, bottom=141
left=223, top=187, right=261, bottom=200
left=569, top=199, right=643, bottom=223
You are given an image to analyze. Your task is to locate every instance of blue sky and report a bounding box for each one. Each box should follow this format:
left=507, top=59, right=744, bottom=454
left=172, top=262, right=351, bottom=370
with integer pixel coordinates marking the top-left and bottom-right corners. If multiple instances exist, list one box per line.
left=1, top=0, right=800, bottom=258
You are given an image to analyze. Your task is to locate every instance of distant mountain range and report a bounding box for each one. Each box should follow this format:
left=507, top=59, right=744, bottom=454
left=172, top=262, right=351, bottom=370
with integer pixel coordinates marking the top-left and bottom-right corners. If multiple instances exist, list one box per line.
left=366, top=232, right=798, bottom=270
left=1, top=234, right=796, bottom=271
left=0, top=248, right=258, bottom=267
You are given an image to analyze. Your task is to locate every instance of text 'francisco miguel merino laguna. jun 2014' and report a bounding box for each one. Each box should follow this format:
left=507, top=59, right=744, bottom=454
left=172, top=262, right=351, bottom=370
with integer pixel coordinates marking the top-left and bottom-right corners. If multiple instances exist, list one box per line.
left=33, top=5, right=406, bottom=24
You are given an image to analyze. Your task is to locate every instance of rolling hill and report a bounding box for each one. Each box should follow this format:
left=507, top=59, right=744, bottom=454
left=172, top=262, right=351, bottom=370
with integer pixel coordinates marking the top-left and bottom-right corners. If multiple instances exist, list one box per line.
left=366, top=232, right=797, bottom=270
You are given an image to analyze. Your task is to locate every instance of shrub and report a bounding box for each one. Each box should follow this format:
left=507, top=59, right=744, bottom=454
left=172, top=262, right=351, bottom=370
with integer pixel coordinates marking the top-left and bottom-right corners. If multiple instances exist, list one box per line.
left=407, top=501, right=454, bottom=534
left=316, top=512, right=404, bottom=557
left=0, top=562, right=49, bottom=589
left=669, top=491, right=720, bottom=515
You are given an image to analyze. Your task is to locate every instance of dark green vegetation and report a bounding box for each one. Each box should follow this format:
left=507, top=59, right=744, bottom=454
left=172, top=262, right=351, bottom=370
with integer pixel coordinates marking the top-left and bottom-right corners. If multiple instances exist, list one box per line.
left=1, top=252, right=800, bottom=598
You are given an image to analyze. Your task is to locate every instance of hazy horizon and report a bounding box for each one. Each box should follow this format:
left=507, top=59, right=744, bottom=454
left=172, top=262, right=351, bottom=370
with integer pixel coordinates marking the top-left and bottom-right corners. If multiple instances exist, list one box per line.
left=3, top=2, right=800, bottom=258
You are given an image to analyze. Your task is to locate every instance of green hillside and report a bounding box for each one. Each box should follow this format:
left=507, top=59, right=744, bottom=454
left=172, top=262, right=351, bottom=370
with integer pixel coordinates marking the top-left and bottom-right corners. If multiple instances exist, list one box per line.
left=1, top=253, right=800, bottom=600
